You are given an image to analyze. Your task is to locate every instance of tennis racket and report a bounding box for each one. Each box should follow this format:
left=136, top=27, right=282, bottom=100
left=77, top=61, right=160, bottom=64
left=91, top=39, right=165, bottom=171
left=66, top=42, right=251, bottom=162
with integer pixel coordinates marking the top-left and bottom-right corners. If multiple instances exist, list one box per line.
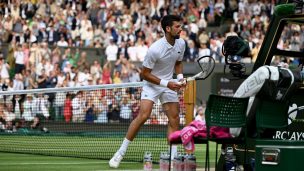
left=186, top=55, right=215, bottom=82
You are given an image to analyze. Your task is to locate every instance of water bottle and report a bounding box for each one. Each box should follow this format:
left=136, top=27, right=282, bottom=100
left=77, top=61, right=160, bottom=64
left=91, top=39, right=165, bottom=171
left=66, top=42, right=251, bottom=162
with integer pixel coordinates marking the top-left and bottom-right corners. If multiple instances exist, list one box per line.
left=250, top=158, right=255, bottom=171
left=159, top=152, right=170, bottom=171
left=225, top=147, right=236, bottom=171
left=184, top=153, right=197, bottom=171
left=159, top=152, right=165, bottom=171
left=172, top=152, right=184, bottom=171
left=143, top=151, right=153, bottom=171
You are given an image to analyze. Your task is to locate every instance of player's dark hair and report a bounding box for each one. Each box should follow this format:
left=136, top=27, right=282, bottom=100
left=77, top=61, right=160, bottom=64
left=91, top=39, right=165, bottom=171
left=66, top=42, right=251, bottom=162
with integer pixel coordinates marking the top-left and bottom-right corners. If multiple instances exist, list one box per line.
left=161, top=15, right=182, bottom=33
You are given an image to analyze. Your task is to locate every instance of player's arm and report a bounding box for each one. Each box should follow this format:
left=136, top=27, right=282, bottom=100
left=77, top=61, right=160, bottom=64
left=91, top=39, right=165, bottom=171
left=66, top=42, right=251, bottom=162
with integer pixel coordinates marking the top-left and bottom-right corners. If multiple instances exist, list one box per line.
left=175, top=60, right=186, bottom=86
left=175, top=61, right=183, bottom=75
left=141, top=66, right=182, bottom=91
left=175, top=39, right=186, bottom=84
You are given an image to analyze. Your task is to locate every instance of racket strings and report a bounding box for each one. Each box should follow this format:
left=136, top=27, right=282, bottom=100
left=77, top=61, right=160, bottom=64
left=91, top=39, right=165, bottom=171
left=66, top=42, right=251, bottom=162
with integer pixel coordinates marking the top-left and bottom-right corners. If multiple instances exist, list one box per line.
left=198, top=60, right=215, bottom=79
left=187, top=55, right=215, bottom=81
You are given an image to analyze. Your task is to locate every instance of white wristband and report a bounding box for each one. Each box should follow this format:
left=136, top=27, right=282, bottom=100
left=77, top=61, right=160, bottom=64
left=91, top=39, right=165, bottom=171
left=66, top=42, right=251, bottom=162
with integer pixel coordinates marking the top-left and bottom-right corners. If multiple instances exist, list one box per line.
left=160, top=79, right=169, bottom=87
left=177, top=74, right=184, bottom=81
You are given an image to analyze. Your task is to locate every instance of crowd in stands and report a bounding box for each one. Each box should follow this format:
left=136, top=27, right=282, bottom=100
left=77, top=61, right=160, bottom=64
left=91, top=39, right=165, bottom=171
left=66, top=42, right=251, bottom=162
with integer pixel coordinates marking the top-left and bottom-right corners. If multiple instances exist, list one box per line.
left=0, top=86, right=183, bottom=132
left=0, top=0, right=303, bottom=131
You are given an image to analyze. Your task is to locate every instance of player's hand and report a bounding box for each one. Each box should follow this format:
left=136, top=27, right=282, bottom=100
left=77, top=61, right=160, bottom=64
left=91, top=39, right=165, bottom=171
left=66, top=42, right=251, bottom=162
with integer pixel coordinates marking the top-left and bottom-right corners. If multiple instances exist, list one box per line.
left=167, top=81, right=183, bottom=91
left=178, top=78, right=187, bottom=87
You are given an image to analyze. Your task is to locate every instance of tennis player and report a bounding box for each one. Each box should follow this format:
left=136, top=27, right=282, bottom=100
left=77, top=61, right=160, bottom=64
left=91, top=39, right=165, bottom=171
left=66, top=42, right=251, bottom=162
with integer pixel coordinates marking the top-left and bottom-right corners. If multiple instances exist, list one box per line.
left=109, top=14, right=186, bottom=168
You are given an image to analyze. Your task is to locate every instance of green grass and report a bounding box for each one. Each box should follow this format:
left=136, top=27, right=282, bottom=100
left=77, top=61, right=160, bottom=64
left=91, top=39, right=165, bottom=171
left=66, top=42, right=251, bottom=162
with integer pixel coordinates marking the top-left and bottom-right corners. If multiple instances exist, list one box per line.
left=0, top=135, right=169, bottom=161
left=0, top=152, right=143, bottom=171
left=0, top=135, right=219, bottom=170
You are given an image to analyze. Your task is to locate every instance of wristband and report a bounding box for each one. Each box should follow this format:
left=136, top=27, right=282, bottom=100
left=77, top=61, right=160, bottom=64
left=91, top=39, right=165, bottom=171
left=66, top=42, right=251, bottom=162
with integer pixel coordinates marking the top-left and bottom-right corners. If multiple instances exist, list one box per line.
left=177, top=74, right=184, bottom=81
left=160, top=79, right=169, bottom=87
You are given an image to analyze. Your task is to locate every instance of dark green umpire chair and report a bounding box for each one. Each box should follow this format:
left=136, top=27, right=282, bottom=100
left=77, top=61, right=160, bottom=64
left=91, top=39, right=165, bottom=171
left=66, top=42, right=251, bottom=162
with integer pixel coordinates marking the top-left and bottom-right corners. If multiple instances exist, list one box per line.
left=254, top=79, right=292, bottom=171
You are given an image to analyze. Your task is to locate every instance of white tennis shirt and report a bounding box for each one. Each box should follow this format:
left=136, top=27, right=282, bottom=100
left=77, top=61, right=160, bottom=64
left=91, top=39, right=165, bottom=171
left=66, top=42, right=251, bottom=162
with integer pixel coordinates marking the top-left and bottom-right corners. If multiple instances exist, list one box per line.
left=142, top=37, right=186, bottom=83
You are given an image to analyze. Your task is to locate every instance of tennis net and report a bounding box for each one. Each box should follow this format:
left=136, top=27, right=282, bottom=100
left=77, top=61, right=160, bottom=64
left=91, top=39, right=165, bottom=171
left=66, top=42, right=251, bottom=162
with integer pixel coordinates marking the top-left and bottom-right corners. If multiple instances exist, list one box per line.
left=0, top=82, right=186, bottom=162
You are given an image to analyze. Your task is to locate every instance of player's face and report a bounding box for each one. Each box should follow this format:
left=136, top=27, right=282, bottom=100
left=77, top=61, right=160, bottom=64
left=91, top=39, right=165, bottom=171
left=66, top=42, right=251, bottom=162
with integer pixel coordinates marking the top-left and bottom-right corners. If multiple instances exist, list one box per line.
left=168, top=21, right=182, bottom=39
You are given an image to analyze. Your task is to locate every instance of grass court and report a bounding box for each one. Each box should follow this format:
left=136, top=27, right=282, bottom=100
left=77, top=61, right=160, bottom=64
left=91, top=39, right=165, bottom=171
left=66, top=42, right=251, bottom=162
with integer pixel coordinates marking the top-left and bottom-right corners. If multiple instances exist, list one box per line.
left=0, top=135, right=218, bottom=170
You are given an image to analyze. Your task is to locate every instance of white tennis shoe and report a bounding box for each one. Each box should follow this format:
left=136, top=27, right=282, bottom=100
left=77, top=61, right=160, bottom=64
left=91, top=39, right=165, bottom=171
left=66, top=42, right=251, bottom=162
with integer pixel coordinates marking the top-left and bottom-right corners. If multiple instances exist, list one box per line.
left=109, top=152, right=124, bottom=168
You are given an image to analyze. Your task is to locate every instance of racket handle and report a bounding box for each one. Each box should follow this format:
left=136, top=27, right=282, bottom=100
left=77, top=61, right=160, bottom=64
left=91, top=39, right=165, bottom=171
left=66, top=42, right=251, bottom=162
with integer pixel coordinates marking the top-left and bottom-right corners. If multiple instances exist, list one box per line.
left=186, top=77, right=195, bottom=82
left=177, top=79, right=187, bottom=85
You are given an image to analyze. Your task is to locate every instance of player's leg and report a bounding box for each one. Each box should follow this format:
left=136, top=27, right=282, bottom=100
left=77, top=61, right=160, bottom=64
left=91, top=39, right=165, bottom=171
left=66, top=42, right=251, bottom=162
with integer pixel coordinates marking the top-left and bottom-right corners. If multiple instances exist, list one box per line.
left=160, top=91, right=180, bottom=160
left=160, top=91, right=180, bottom=139
left=162, top=102, right=180, bottom=140
left=109, top=98, right=155, bottom=168
left=162, top=102, right=180, bottom=160
left=126, top=99, right=154, bottom=140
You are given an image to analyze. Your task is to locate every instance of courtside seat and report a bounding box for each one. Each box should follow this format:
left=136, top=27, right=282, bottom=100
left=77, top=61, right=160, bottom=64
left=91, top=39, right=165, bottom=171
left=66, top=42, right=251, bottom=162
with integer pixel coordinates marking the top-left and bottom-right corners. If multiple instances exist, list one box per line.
left=169, top=94, right=249, bottom=171
left=205, top=95, right=249, bottom=169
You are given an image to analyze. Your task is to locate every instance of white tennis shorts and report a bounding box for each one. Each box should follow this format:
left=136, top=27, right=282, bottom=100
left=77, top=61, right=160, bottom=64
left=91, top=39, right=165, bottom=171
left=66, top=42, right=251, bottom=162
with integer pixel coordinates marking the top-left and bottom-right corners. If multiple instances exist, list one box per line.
left=141, top=84, right=179, bottom=104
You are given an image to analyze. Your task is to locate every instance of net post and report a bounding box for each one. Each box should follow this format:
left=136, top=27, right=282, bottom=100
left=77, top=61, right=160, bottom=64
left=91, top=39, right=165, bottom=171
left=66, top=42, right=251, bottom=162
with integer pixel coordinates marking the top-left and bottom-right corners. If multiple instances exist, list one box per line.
left=184, top=80, right=196, bottom=125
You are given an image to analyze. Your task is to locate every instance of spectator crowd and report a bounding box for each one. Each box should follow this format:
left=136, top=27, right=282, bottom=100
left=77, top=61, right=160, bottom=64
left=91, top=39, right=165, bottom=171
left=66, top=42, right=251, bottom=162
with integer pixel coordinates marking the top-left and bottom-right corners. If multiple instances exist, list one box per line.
left=0, top=0, right=303, bottom=132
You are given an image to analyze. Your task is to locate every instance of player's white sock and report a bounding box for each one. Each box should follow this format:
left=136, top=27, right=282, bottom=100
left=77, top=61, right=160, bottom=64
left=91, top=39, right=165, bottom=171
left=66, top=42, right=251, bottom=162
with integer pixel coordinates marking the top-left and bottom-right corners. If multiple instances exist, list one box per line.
left=118, top=138, right=131, bottom=155
left=170, top=145, right=177, bottom=160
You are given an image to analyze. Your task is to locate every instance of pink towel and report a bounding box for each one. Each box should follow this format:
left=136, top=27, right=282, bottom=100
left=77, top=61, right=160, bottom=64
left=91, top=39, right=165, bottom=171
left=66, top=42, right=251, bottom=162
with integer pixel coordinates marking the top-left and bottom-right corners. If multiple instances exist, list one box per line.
left=180, top=126, right=198, bottom=151
left=189, top=120, right=206, bottom=131
left=169, top=120, right=232, bottom=152
left=181, top=126, right=198, bottom=144
left=169, top=130, right=181, bottom=143
left=210, top=127, right=231, bottom=138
